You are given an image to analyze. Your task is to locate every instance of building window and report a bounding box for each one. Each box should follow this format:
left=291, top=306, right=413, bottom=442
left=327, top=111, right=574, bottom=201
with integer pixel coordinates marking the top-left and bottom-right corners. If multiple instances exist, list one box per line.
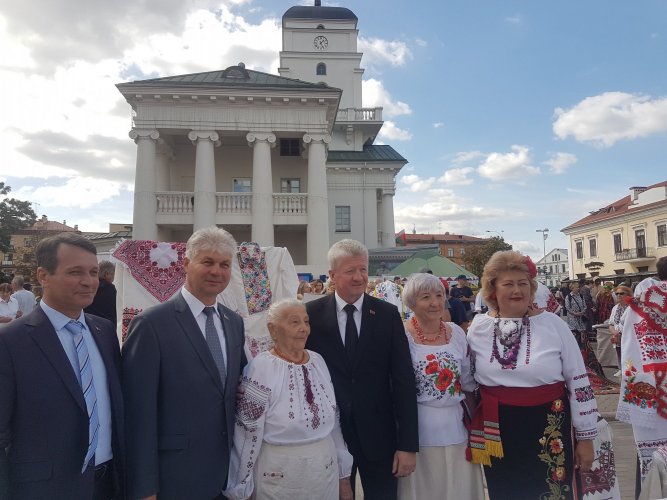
left=589, top=238, right=597, bottom=258
left=335, top=206, right=351, bottom=232
left=316, top=63, right=327, bottom=75
left=448, top=248, right=454, bottom=257
left=638, top=266, right=649, bottom=273
left=562, top=264, right=566, bottom=273
left=280, top=139, right=301, bottom=156
left=613, top=233, right=622, bottom=254
left=460, top=247, right=465, bottom=256
left=549, top=265, right=553, bottom=273
left=232, top=178, right=252, bottom=192
left=575, top=241, right=583, bottom=259
left=280, top=179, right=300, bottom=193
left=658, top=224, right=667, bottom=247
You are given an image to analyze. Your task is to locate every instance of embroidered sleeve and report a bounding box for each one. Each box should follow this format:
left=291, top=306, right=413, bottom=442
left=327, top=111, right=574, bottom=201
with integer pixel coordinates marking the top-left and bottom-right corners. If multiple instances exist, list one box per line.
left=559, top=322, right=599, bottom=440
left=331, top=405, right=353, bottom=479
left=459, top=330, right=477, bottom=393
left=224, top=372, right=272, bottom=499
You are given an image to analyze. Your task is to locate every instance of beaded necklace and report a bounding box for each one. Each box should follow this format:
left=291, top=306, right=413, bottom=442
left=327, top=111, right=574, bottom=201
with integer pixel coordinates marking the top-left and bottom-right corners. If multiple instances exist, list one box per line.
left=490, top=313, right=531, bottom=370
left=272, top=346, right=307, bottom=364
left=411, top=316, right=450, bottom=344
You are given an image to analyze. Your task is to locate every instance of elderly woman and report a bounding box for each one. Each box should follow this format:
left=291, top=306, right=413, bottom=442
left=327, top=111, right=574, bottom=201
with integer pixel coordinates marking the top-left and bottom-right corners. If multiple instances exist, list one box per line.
left=565, top=281, right=588, bottom=345
left=398, top=273, right=484, bottom=500
left=608, top=285, right=631, bottom=372
left=225, top=299, right=353, bottom=500
left=467, top=251, right=599, bottom=499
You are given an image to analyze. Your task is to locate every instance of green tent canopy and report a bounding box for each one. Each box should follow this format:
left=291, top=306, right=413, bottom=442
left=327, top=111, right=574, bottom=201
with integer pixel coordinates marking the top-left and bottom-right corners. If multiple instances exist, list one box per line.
left=389, top=249, right=476, bottom=279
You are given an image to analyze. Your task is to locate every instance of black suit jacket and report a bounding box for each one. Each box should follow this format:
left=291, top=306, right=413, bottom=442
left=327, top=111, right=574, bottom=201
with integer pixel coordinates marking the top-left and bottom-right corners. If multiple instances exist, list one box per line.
left=0, top=307, right=125, bottom=500
left=122, top=292, right=247, bottom=500
left=305, top=294, right=418, bottom=461
left=84, top=280, right=117, bottom=325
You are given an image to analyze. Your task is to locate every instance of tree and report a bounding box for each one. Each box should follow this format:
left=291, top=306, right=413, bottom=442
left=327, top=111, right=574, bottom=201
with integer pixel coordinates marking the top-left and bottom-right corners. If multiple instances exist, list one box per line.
left=463, top=236, right=513, bottom=277
left=0, top=182, right=37, bottom=253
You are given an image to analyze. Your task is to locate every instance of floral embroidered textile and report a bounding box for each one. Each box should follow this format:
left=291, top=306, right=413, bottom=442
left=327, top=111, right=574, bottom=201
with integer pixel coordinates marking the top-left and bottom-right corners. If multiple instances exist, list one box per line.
left=415, top=351, right=462, bottom=399
left=113, top=240, right=186, bottom=302
left=121, top=307, right=143, bottom=343
left=237, top=242, right=272, bottom=314
left=537, top=399, right=571, bottom=500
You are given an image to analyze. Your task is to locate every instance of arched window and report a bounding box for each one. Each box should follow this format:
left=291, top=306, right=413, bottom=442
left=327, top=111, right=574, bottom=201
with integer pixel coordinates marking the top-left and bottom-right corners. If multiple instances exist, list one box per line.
left=316, top=24, right=325, bottom=29
left=316, top=62, right=326, bottom=75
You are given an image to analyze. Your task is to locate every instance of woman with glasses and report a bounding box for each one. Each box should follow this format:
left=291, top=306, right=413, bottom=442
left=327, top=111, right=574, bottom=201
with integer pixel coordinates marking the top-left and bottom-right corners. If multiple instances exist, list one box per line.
left=608, top=285, right=631, bottom=376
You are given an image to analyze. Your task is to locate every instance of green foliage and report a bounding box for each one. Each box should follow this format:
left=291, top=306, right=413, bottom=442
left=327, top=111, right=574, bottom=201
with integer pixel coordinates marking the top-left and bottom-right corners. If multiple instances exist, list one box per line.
left=462, top=236, right=513, bottom=277
left=0, top=182, right=37, bottom=253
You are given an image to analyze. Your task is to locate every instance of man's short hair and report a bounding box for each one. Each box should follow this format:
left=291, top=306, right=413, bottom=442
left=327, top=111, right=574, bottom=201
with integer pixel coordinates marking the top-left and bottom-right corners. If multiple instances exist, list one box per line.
left=98, top=261, right=115, bottom=278
left=657, top=256, right=667, bottom=281
left=185, top=226, right=237, bottom=261
left=36, top=233, right=97, bottom=274
left=327, top=239, right=368, bottom=271
left=11, top=275, right=25, bottom=287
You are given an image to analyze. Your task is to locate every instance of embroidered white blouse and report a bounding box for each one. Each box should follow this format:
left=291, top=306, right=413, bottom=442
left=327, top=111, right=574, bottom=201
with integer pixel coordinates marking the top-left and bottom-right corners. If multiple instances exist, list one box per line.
left=407, top=323, right=476, bottom=447
left=225, top=350, right=353, bottom=500
left=467, top=312, right=599, bottom=440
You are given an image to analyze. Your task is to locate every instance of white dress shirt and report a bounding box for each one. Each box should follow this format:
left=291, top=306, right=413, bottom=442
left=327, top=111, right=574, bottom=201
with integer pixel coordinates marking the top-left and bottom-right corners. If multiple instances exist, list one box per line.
left=181, top=287, right=228, bottom=367
left=334, top=292, right=364, bottom=346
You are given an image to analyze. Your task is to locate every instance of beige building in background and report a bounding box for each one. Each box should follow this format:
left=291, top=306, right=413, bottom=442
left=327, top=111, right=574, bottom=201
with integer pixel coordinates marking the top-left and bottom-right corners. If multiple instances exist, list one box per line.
left=562, top=181, right=667, bottom=281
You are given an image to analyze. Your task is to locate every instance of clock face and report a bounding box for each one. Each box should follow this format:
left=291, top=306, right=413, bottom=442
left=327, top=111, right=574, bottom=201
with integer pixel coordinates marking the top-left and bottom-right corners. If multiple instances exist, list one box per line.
left=314, top=35, right=328, bottom=51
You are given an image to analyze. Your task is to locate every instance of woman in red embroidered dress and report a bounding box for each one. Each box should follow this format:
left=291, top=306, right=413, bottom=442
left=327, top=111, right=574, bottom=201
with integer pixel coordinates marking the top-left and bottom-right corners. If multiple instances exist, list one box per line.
left=467, top=251, right=599, bottom=499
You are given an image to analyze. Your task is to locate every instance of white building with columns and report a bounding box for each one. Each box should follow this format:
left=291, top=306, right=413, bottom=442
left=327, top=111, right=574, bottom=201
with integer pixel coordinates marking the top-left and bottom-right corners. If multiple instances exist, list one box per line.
left=117, top=1, right=406, bottom=274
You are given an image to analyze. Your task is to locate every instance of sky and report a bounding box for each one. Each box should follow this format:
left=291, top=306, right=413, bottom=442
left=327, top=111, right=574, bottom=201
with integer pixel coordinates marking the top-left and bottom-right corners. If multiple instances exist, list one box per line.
left=1, top=0, right=666, bottom=261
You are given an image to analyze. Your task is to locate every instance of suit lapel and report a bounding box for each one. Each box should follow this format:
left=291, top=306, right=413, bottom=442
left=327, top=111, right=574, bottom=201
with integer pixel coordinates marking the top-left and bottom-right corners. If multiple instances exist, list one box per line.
left=173, top=295, right=225, bottom=397
left=218, top=304, right=240, bottom=396
left=27, top=308, right=86, bottom=413
left=324, top=295, right=348, bottom=361
left=354, top=294, right=375, bottom=368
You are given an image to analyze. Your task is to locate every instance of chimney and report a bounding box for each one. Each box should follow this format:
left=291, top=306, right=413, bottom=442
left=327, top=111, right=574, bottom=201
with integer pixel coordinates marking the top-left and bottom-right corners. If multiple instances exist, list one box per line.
left=63, top=220, right=66, bottom=225
left=74, top=225, right=79, bottom=231
left=629, top=186, right=646, bottom=201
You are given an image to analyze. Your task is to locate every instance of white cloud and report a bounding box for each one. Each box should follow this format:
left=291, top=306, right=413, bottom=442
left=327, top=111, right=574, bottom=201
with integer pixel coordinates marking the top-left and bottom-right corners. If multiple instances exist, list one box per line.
left=16, top=177, right=124, bottom=209
left=477, top=145, right=540, bottom=181
left=544, top=152, right=577, bottom=174
left=415, top=38, right=427, bottom=47
left=362, top=79, right=412, bottom=117
left=511, top=240, right=541, bottom=254
left=400, top=174, right=436, bottom=192
left=433, top=122, right=444, bottom=128
left=505, top=15, right=522, bottom=25
left=438, top=167, right=475, bottom=186
left=358, top=37, right=412, bottom=67
left=378, top=121, right=412, bottom=141
left=451, top=150, right=484, bottom=164
left=553, top=92, right=667, bottom=147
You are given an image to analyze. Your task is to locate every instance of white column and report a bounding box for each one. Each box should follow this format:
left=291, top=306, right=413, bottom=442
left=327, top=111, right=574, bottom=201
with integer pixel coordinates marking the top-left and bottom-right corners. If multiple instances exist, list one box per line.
left=304, top=133, right=331, bottom=271
left=155, top=138, right=173, bottom=192
left=246, top=132, right=276, bottom=246
left=188, top=131, right=219, bottom=231
left=129, top=129, right=159, bottom=240
left=380, top=188, right=396, bottom=248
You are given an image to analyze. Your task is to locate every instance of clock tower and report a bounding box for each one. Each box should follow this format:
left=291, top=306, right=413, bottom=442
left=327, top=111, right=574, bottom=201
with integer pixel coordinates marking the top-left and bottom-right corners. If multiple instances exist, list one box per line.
left=279, top=1, right=363, bottom=111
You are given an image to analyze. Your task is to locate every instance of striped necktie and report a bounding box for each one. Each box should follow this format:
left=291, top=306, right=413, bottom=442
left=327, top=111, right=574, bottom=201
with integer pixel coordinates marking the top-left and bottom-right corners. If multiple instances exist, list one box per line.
left=203, top=306, right=226, bottom=390
left=65, top=320, right=99, bottom=473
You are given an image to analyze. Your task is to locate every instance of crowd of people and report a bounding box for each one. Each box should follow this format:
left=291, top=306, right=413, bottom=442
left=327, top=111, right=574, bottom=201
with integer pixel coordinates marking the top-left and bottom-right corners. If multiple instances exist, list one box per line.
left=1, top=228, right=666, bottom=500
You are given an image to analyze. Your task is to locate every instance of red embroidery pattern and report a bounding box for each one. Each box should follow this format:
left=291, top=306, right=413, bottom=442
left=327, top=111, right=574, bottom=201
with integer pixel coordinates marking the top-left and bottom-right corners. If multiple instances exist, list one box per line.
left=580, top=441, right=617, bottom=496
left=238, top=242, right=272, bottom=314
left=236, top=378, right=271, bottom=431
left=113, top=240, right=186, bottom=302
left=246, top=335, right=274, bottom=358
left=121, top=307, right=142, bottom=343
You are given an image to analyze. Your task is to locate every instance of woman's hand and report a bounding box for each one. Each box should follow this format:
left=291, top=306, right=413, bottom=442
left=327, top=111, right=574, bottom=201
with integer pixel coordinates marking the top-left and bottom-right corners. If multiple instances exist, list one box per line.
left=392, top=450, right=416, bottom=477
left=339, top=477, right=353, bottom=500
left=575, top=440, right=594, bottom=472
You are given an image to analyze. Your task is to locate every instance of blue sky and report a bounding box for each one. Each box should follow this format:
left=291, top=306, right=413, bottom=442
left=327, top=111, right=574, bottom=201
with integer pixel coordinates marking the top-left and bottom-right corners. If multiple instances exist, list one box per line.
left=1, top=0, right=666, bottom=260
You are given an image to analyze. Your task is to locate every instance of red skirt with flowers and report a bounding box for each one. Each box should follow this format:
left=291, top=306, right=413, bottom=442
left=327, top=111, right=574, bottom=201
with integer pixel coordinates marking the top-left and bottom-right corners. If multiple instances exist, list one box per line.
left=483, top=395, right=578, bottom=500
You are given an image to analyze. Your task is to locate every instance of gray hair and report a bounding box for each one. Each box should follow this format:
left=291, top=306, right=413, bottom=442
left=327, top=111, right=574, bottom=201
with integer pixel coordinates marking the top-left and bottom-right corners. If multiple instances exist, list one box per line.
left=11, top=275, right=25, bottom=287
left=402, top=273, right=446, bottom=310
left=98, top=261, right=115, bottom=278
left=267, top=298, right=306, bottom=326
left=328, top=239, right=368, bottom=271
left=185, top=226, right=237, bottom=260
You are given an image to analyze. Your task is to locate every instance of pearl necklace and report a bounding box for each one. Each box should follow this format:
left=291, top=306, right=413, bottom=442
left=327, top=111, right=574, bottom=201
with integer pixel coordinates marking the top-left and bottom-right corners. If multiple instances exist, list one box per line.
left=272, top=346, right=307, bottom=364
left=411, top=316, right=450, bottom=344
left=490, top=313, right=531, bottom=370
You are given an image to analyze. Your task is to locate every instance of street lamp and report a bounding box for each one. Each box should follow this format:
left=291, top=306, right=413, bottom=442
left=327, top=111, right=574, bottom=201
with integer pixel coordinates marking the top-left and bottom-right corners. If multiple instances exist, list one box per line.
left=535, top=228, right=549, bottom=257
left=485, top=230, right=505, bottom=239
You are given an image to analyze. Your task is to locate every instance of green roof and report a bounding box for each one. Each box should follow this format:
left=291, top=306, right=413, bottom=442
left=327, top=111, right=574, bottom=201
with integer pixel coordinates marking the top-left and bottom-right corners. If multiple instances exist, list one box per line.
left=118, top=65, right=337, bottom=91
left=327, top=145, right=406, bottom=163
left=390, top=249, right=476, bottom=278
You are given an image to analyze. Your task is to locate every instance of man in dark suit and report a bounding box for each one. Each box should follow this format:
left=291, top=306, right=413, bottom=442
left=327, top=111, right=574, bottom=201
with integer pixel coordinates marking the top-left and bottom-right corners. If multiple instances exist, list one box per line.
left=305, top=239, right=418, bottom=500
left=85, top=261, right=117, bottom=325
left=0, top=233, right=125, bottom=500
left=122, top=227, right=247, bottom=500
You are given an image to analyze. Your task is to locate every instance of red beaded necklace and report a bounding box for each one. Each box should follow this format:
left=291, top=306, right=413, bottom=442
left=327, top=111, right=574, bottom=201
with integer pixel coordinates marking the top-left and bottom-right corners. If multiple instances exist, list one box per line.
left=411, top=316, right=450, bottom=344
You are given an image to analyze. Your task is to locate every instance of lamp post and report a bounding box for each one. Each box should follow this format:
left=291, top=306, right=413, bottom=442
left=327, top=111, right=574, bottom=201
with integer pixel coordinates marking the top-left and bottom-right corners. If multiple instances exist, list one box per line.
left=485, top=229, right=505, bottom=239
left=536, top=228, right=549, bottom=257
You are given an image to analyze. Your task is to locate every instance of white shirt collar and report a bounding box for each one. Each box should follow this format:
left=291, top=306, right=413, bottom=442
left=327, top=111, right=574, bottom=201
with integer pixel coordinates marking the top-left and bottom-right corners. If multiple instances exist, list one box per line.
left=181, top=286, right=219, bottom=318
left=40, top=300, right=86, bottom=331
left=334, top=291, right=364, bottom=313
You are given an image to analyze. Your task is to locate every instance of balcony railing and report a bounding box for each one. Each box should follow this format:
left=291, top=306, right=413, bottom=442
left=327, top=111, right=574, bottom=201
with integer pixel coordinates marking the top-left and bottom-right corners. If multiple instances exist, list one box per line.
left=156, top=191, right=194, bottom=214
left=273, top=193, right=307, bottom=215
left=1, top=260, right=13, bottom=266
left=216, top=193, right=252, bottom=214
left=336, top=107, right=383, bottom=122
left=615, top=247, right=656, bottom=262
left=156, top=192, right=308, bottom=217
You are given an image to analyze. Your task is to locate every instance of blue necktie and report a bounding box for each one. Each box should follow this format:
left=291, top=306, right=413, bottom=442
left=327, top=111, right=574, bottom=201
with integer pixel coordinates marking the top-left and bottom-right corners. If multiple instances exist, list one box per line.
left=64, top=320, right=99, bottom=473
left=203, top=307, right=226, bottom=390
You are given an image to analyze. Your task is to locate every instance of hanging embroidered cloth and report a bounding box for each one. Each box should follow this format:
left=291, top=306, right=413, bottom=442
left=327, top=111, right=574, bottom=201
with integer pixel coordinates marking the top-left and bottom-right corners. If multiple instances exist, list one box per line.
left=237, top=242, right=272, bottom=315
left=113, top=240, right=186, bottom=302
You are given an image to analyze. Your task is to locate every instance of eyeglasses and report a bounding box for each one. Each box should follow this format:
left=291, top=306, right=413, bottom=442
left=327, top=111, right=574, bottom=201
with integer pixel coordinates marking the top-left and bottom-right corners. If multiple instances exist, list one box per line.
left=616, top=293, right=626, bottom=296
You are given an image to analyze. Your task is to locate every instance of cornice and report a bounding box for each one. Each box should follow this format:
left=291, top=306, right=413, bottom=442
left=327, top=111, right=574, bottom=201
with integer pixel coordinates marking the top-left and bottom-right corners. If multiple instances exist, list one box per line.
left=562, top=204, right=667, bottom=235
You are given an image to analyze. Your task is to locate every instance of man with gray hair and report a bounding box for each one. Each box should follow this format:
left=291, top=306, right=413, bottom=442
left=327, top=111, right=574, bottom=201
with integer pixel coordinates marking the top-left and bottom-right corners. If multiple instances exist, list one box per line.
left=306, top=239, right=418, bottom=500
left=11, top=275, right=36, bottom=315
left=84, top=261, right=117, bottom=325
left=122, top=226, right=247, bottom=500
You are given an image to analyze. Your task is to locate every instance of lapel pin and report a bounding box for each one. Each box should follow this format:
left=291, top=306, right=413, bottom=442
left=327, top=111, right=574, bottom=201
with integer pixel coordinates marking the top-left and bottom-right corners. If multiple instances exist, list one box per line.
left=223, top=314, right=229, bottom=320
left=369, top=309, right=375, bottom=315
